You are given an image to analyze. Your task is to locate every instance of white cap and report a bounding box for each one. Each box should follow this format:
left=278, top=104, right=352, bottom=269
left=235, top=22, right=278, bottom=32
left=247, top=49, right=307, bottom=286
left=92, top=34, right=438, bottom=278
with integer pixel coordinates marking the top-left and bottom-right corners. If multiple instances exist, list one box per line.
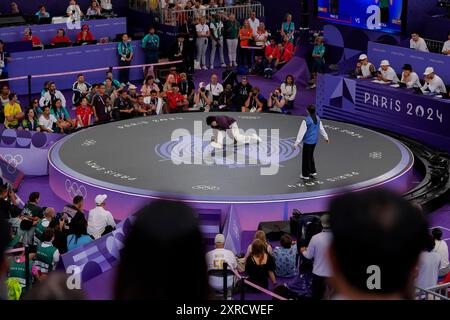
left=380, top=60, right=390, bottom=66
left=128, top=84, right=137, bottom=90
left=359, top=54, right=368, bottom=60
left=423, top=67, right=434, bottom=75
left=214, top=234, right=225, bottom=244
left=95, top=194, right=107, bottom=205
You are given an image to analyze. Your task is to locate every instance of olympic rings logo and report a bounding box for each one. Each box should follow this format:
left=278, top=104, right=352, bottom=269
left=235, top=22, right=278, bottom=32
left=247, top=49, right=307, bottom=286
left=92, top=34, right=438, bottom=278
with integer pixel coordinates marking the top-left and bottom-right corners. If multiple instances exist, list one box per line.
left=0, top=154, right=24, bottom=174
left=191, top=185, right=220, bottom=191
left=65, top=179, right=87, bottom=199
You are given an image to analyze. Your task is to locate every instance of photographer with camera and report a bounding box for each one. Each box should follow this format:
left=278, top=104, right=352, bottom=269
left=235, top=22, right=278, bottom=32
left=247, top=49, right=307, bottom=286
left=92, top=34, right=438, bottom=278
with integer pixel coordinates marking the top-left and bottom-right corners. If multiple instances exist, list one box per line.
left=193, top=85, right=212, bottom=112
left=268, top=88, right=286, bottom=113
left=204, top=74, right=224, bottom=111
left=243, top=87, right=264, bottom=113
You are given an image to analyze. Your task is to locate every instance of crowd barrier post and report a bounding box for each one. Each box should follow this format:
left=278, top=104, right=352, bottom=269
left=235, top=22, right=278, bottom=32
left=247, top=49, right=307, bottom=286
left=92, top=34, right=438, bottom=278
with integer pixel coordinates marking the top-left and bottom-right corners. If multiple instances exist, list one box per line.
left=222, top=262, right=228, bottom=300
left=27, top=75, right=32, bottom=106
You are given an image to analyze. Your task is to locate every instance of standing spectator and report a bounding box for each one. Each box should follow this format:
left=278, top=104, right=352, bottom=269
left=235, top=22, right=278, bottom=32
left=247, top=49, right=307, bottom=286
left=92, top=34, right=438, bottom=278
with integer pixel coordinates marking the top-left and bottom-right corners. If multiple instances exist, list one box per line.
left=4, top=93, right=24, bottom=129
left=87, top=194, right=116, bottom=240
left=0, top=40, right=11, bottom=80
left=225, top=13, right=240, bottom=67
left=38, top=105, right=57, bottom=133
left=0, top=184, right=18, bottom=220
left=245, top=239, right=277, bottom=289
left=86, top=0, right=102, bottom=16
left=300, top=214, right=333, bottom=300
left=0, top=218, right=9, bottom=299
left=248, top=11, right=260, bottom=36
left=39, top=82, right=66, bottom=109
left=169, top=34, right=188, bottom=70
left=209, top=14, right=226, bottom=69
left=34, top=208, right=56, bottom=246
left=244, top=230, right=273, bottom=261
left=442, top=32, right=450, bottom=55
left=20, top=108, right=40, bottom=131
left=22, top=28, right=42, bottom=48
left=50, top=29, right=71, bottom=46
left=35, top=4, right=50, bottom=19
left=75, top=25, right=95, bottom=44
left=243, top=87, right=264, bottom=113
left=281, top=75, right=297, bottom=109
left=118, top=34, right=134, bottom=84
left=205, top=233, right=237, bottom=295
left=7, top=243, right=37, bottom=292
left=410, top=32, right=428, bottom=52
left=64, top=195, right=87, bottom=227
left=431, top=228, right=450, bottom=277
left=234, top=76, right=252, bottom=112
left=92, top=84, right=112, bottom=123
left=273, top=234, right=297, bottom=278
left=35, top=229, right=60, bottom=276
left=280, top=13, right=295, bottom=44
left=416, top=235, right=441, bottom=289
left=254, top=23, right=269, bottom=47
left=309, top=36, right=326, bottom=89
left=22, top=192, right=43, bottom=219
left=67, top=0, right=84, bottom=18
left=72, top=74, right=92, bottom=106
left=195, top=16, right=210, bottom=70
left=141, top=26, right=160, bottom=75
left=239, top=20, right=253, bottom=68
left=67, top=219, right=93, bottom=252
left=75, top=97, right=93, bottom=128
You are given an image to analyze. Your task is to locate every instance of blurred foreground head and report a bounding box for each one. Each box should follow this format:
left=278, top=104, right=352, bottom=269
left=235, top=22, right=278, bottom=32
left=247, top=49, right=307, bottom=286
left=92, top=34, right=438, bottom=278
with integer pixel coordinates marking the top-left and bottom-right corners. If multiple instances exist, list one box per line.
left=329, top=189, right=429, bottom=299
left=115, top=200, right=209, bottom=300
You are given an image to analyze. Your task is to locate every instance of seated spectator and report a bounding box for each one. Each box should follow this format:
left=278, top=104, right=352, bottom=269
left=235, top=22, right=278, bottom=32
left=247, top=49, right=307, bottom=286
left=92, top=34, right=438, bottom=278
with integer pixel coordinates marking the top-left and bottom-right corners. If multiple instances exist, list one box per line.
left=67, top=0, right=84, bottom=18
left=76, top=25, right=95, bottom=44
left=38, top=106, right=58, bottom=133
left=34, top=207, right=56, bottom=246
left=244, top=230, right=273, bottom=261
left=67, top=219, right=93, bottom=252
left=0, top=40, right=11, bottom=81
left=422, top=67, right=447, bottom=94
left=431, top=228, right=450, bottom=277
left=274, top=43, right=293, bottom=70
left=51, top=29, right=71, bottom=46
left=167, top=66, right=182, bottom=84
left=193, top=86, right=212, bottom=111
left=0, top=84, right=10, bottom=107
left=163, top=74, right=177, bottom=92
left=254, top=22, right=269, bottom=47
left=245, top=239, right=277, bottom=290
left=20, top=108, right=40, bottom=131
left=133, top=95, right=150, bottom=116
left=165, top=84, right=188, bottom=113
left=113, top=89, right=135, bottom=120
left=4, top=93, right=24, bottom=129
left=51, top=99, right=74, bottom=133
left=410, top=32, right=428, bottom=52
left=282, top=35, right=294, bottom=55
left=218, top=84, right=234, bottom=111
left=87, top=83, right=99, bottom=104
left=72, top=73, right=92, bottom=106
left=205, top=233, right=238, bottom=295
left=29, top=98, right=42, bottom=116
left=143, top=90, right=163, bottom=115
left=35, top=229, right=60, bottom=276
left=264, top=38, right=278, bottom=78
left=10, top=2, right=22, bottom=15
left=86, top=0, right=102, bottom=16
left=234, top=76, right=252, bottom=111
left=329, top=190, right=429, bottom=300
left=355, top=54, right=376, bottom=79
left=281, top=75, right=296, bottom=109
left=268, top=88, right=286, bottom=113
left=442, top=32, right=450, bottom=56
left=35, top=4, right=50, bottom=19
left=205, top=74, right=224, bottom=110
left=87, top=194, right=116, bottom=239
left=92, top=84, right=112, bottom=123
left=243, top=87, right=264, bottom=113
left=141, top=76, right=160, bottom=97
left=75, top=97, right=93, bottom=128
left=39, top=82, right=66, bottom=109
left=41, top=81, right=51, bottom=97
left=417, top=235, right=441, bottom=289
left=250, top=54, right=267, bottom=76
left=309, top=36, right=325, bottom=89
left=22, top=28, right=42, bottom=47
left=222, top=65, right=238, bottom=88
left=272, top=234, right=297, bottom=278
left=127, top=84, right=139, bottom=104
left=8, top=243, right=38, bottom=290
left=400, top=64, right=421, bottom=88
left=377, top=60, right=399, bottom=83
left=104, top=78, right=117, bottom=98
left=179, top=72, right=195, bottom=103
left=105, top=71, right=124, bottom=90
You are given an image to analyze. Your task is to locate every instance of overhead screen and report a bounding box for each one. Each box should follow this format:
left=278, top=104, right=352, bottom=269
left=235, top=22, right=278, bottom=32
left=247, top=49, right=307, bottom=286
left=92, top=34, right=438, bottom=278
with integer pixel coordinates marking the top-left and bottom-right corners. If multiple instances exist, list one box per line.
left=315, top=0, right=406, bottom=33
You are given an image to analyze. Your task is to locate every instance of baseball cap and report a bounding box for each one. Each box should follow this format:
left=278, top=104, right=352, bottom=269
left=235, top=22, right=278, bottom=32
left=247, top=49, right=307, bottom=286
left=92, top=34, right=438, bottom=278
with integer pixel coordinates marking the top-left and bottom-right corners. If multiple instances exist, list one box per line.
left=95, top=194, right=107, bottom=205
left=214, top=234, right=225, bottom=244
left=128, top=84, right=137, bottom=90
left=359, top=54, right=368, bottom=60
left=380, top=60, right=390, bottom=66
left=423, top=67, right=434, bottom=75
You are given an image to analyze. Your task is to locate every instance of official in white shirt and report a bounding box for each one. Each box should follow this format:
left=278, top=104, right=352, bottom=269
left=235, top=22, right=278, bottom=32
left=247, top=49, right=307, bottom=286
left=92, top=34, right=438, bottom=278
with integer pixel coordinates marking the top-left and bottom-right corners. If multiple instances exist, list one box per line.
left=400, top=64, right=421, bottom=88
left=442, top=32, right=450, bottom=56
left=422, top=67, right=447, bottom=94
left=410, top=32, right=429, bottom=52
left=355, top=54, right=376, bottom=79
left=205, top=234, right=238, bottom=295
left=301, top=214, right=333, bottom=300
left=416, top=237, right=441, bottom=289
left=195, top=16, right=210, bottom=70
left=248, top=11, right=260, bottom=36
left=205, top=73, right=224, bottom=105
left=377, top=60, right=399, bottom=83
left=432, top=228, right=450, bottom=277
left=87, top=194, right=116, bottom=239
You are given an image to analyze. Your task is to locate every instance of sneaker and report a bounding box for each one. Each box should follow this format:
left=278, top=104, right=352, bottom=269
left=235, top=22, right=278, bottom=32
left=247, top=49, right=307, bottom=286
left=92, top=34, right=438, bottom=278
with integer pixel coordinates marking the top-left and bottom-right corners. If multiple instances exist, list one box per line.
left=232, top=61, right=238, bottom=67
left=310, top=173, right=317, bottom=177
left=202, top=66, right=208, bottom=70
left=210, top=65, right=214, bottom=70
left=299, top=175, right=310, bottom=180
left=221, top=63, right=227, bottom=68
left=309, top=84, right=316, bottom=89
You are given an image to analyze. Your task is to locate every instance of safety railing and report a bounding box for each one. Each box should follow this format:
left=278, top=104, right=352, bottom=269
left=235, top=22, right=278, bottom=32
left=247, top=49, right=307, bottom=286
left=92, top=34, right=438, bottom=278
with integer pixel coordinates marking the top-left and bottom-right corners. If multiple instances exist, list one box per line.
left=415, top=283, right=450, bottom=300
left=424, top=38, right=445, bottom=54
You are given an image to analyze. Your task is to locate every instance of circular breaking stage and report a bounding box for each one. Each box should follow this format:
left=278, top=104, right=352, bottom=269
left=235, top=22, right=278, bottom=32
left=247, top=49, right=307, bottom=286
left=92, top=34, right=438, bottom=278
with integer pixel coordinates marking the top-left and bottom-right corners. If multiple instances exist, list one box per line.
left=49, top=113, right=414, bottom=221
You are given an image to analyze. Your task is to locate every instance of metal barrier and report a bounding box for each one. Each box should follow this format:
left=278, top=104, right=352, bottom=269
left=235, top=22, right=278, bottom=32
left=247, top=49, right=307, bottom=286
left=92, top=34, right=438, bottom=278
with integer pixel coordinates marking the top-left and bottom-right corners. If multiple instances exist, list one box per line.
left=416, top=283, right=450, bottom=300
left=424, top=38, right=445, bottom=54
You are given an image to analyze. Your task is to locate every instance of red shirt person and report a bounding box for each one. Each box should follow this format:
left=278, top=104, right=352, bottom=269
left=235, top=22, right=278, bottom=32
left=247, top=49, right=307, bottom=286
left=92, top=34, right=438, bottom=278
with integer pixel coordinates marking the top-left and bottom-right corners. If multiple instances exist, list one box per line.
left=51, top=29, right=71, bottom=45
left=265, top=39, right=279, bottom=64
left=76, top=97, right=93, bottom=127
left=22, top=28, right=42, bottom=47
left=76, top=25, right=95, bottom=43
left=165, top=84, right=188, bottom=113
left=275, top=43, right=293, bottom=69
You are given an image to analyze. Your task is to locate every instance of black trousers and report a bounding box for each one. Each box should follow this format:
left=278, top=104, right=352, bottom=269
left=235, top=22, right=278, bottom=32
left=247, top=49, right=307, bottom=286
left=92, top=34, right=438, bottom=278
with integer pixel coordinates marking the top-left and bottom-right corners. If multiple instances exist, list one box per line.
left=302, top=143, right=316, bottom=177
left=119, top=59, right=130, bottom=84
left=312, top=274, right=328, bottom=300
left=239, top=47, right=252, bottom=67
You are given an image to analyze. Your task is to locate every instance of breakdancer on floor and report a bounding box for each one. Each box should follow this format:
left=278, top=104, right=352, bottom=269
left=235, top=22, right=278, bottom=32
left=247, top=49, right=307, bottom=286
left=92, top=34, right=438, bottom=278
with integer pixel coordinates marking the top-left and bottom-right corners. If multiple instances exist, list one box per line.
left=294, top=105, right=330, bottom=179
left=206, top=115, right=262, bottom=149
